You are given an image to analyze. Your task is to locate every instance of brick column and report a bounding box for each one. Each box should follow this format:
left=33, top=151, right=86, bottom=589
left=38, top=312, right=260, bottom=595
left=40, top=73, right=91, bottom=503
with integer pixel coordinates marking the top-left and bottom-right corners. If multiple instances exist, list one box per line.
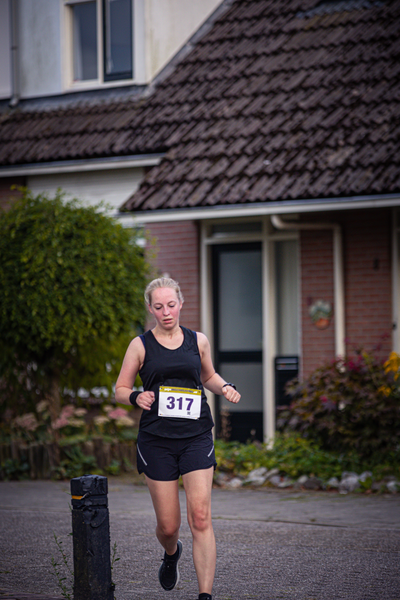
left=144, top=220, right=200, bottom=331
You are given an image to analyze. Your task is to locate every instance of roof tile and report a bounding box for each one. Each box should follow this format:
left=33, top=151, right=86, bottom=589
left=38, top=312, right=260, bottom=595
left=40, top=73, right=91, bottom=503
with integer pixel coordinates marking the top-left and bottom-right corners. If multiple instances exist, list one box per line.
left=164, top=181, right=194, bottom=208
left=186, top=180, right=214, bottom=206
left=226, top=155, right=250, bottom=178
left=1, top=0, right=399, bottom=210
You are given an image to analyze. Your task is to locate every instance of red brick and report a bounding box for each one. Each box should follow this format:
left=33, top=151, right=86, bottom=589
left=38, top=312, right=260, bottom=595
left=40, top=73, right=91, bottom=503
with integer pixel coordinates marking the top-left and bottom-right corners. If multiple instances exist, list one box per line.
left=145, top=221, right=200, bottom=332
left=0, top=177, right=25, bottom=211
left=300, top=208, right=392, bottom=377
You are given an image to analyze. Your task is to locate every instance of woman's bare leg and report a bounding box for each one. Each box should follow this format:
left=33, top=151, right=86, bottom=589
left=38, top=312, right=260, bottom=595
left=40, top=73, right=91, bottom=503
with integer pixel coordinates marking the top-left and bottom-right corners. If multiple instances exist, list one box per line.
left=145, top=476, right=181, bottom=554
left=182, top=467, right=216, bottom=595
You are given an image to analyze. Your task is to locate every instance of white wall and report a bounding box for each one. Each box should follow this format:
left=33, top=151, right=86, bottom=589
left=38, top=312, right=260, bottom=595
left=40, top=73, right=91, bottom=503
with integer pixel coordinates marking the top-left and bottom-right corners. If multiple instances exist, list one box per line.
left=27, top=167, right=144, bottom=211
left=1, top=0, right=222, bottom=99
left=19, top=0, right=62, bottom=98
left=145, top=0, right=221, bottom=80
left=0, top=0, right=12, bottom=98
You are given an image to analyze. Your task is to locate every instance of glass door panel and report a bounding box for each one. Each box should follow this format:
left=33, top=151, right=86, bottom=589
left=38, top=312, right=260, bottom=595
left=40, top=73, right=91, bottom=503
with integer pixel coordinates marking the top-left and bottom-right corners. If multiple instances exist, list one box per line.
left=218, top=250, right=262, bottom=351
left=212, top=243, right=263, bottom=442
left=275, top=240, right=299, bottom=355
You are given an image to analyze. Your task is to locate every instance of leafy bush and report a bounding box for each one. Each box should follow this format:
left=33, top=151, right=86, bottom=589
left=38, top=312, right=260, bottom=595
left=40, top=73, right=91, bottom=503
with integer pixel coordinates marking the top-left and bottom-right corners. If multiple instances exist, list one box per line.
left=0, top=188, right=149, bottom=421
left=0, top=458, right=30, bottom=480
left=52, top=446, right=98, bottom=480
left=214, top=433, right=400, bottom=483
left=277, top=350, right=400, bottom=460
left=215, top=435, right=345, bottom=481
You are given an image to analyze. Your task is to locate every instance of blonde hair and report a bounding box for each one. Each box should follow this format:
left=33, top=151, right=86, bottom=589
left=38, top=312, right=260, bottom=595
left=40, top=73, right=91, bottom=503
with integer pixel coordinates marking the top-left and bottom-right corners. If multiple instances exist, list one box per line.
left=144, top=277, right=184, bottom=305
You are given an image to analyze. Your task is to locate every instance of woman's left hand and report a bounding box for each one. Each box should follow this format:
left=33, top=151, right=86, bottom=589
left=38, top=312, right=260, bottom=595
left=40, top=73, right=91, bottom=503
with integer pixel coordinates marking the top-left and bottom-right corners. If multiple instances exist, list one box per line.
left=222, top=385, right=241, bottom=404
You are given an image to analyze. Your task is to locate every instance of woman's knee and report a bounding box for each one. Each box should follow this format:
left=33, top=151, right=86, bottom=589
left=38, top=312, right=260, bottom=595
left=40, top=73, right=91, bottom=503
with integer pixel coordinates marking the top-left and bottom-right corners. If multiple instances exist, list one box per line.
left=188, top=506, right=212, bottom=533
left=157, top=520, right=180, bottom=539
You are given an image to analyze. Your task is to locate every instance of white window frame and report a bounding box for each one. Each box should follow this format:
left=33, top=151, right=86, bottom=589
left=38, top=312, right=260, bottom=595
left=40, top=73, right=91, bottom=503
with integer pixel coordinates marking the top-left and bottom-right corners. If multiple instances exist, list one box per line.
left=63, top=0, right=145, bottom=91
left=200, top=216, right=300, bottom=442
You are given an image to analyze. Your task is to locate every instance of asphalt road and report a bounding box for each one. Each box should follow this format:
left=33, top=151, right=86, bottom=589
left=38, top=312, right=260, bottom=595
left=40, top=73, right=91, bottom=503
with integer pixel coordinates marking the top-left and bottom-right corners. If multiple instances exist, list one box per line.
left=0, top=477, right=399, bottom=600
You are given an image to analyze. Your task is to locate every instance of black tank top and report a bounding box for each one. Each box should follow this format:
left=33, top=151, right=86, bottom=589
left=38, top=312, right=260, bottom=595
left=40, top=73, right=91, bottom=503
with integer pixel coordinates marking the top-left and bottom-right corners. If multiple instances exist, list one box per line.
left=138, top=326, right=214, bottom=438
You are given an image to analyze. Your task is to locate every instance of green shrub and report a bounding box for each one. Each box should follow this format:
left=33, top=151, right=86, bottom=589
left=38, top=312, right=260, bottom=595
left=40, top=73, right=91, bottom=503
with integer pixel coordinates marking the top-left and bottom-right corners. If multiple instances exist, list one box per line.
left=52, top=446, right=98, bottom=480
left=215, top=435, right=348, bottom=481
left=0, top=458, right=30, bottom=480
left=106, top=459, right=122, bottom=476
left=277, top=350, right=400, bottom=460
left=214, top=433, right=400, bottom=483
left=0, top=189, right=149, bottom=421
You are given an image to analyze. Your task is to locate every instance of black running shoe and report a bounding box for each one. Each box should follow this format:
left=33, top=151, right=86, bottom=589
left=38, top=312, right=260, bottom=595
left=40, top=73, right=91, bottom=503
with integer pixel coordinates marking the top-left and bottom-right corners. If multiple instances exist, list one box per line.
left=158, top=539, right=183, bottom=591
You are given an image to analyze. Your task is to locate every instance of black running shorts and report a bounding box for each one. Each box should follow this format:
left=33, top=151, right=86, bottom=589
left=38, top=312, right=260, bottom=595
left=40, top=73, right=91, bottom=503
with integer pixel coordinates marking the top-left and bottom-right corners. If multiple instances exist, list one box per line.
left=136, top=429, right=217, bottom=481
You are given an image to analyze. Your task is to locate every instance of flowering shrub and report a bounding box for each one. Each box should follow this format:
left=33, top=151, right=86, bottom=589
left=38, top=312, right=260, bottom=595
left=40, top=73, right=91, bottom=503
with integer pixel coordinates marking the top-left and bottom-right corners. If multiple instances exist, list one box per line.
left=52, top=405, right=87, bottom=436
left=93, top=404, right=136, bottom=441
left=384, top=351, right=400, bottom=384
left=9, top=400, right=51, bottom=442
left=1, top=397, right=138, bottom=479
left=277, top=350, right=400, bottom=460
left=4, top=399, right=137, bottom=446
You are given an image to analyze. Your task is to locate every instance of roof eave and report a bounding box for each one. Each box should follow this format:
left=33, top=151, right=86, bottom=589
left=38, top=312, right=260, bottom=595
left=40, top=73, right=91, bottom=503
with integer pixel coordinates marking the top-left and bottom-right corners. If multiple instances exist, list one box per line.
left=116, top=193, right=400, bottom=226
left=0, top=153, right=165, bottom=177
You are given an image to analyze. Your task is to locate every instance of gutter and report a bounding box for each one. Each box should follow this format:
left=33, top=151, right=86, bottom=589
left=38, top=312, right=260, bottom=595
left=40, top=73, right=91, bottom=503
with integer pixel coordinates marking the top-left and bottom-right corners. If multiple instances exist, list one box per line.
left=271, top=214, right=345, bottom=360
left=9, top=0, right=20, bottom=108
left=0, top=154, right=164, bottom=176
left=117, top=193, right=400, bottom=225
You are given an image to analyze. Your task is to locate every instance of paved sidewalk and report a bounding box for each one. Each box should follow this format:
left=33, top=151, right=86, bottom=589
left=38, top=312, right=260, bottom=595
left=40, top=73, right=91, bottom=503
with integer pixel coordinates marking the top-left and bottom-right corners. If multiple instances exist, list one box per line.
left=1, top=478, right=399, bottom=600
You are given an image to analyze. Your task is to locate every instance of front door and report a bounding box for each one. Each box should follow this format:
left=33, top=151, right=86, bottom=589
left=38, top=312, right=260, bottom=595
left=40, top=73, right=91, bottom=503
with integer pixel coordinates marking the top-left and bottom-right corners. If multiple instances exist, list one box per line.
left=212, top=243, right=263, bottom=442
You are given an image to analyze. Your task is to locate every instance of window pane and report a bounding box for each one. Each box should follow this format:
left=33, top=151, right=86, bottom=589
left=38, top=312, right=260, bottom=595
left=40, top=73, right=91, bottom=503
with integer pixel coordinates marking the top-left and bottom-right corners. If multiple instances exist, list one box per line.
left=73, top=2, right=98, bottom=81
left=275, top=240, right=299, bottom=355
left=219, top=362, right=263, bottom=412
left=104, top=0, right=132, bottom=79
left=219, top=249, right=262, bottom=351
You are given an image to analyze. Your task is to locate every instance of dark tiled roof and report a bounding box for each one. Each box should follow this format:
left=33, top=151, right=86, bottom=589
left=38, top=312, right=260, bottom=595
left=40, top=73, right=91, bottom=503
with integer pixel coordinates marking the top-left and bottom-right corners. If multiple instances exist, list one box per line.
left=0, top=0, right=399, bottom=211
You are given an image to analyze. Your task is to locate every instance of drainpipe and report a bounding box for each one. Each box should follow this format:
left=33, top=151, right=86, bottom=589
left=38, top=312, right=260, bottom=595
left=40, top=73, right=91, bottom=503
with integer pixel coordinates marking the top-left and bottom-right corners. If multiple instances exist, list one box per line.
left=9, top=0, right=20, bottom=108
left=271, top=214, right=345, bottom=359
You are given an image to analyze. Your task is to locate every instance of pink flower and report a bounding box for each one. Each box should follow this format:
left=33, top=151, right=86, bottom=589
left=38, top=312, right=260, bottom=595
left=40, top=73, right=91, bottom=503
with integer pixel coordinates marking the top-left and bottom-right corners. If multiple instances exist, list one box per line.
left=108, top=407, right=129, bottom=420
left=61, top=405, right=75, bottom=418
left=52, top=416, right=69, bottom=430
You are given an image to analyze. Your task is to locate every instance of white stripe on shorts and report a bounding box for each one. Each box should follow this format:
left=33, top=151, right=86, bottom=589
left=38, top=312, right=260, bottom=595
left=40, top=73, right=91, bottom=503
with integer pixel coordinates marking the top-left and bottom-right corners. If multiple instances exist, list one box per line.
left=137, top=444, right=148, bottom=466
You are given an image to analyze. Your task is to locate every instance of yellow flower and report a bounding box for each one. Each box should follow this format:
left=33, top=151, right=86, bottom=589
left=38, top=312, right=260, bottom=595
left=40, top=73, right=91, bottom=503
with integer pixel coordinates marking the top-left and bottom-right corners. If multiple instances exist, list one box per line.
left=384, top=352, right=400, bottom=379
left=378, top=385, right=392, bottom=398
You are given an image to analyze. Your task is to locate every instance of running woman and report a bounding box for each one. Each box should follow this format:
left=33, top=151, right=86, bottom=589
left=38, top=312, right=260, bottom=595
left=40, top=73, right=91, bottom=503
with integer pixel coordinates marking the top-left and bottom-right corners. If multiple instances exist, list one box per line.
left=115, top=277, right=241, bottom=600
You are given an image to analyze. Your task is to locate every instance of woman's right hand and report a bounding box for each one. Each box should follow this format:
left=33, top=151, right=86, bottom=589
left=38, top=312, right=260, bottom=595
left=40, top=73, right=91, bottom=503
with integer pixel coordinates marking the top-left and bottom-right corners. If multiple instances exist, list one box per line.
left=136, top=391, right=155, bottom=410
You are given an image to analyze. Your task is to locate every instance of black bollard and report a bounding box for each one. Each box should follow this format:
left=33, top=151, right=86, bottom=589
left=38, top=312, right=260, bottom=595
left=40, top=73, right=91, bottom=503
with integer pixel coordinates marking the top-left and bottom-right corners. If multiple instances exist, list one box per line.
left=70, top=474, right=115, bottom=600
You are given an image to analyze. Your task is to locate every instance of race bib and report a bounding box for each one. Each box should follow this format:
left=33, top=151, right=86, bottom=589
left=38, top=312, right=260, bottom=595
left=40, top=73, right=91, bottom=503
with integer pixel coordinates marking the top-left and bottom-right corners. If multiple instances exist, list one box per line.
left=158, top=386, right=201, bottom=420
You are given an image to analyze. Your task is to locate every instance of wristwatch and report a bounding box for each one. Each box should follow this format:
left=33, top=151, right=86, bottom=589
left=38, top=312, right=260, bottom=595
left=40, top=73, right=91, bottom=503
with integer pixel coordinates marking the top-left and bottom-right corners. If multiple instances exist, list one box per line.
left=222, top=382, right=236, bottom=390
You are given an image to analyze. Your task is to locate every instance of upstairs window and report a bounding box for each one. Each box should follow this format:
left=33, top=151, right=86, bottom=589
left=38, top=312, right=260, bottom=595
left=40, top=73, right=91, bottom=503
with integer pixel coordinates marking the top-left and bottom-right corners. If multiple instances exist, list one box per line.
left=66, top=0, right=133, bottom=84
left=103, top=0, right=133, bottom=81
left=72, top=1, right=98, bottom=81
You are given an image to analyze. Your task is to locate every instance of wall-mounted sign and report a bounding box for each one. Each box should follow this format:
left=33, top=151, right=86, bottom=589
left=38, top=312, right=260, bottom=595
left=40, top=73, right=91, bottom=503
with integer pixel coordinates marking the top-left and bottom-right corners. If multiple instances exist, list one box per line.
left=309, top=299, right=332, bottom=330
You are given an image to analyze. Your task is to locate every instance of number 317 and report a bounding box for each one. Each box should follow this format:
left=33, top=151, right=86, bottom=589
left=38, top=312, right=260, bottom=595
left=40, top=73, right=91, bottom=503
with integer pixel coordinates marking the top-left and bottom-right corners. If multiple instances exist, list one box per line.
left=166, top=396, right=194, bottom=411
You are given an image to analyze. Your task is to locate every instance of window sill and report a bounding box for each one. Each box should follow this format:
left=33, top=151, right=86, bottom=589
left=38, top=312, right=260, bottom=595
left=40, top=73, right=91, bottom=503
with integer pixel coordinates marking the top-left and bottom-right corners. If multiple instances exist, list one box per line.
left=64, top=77, right=146, bottom=93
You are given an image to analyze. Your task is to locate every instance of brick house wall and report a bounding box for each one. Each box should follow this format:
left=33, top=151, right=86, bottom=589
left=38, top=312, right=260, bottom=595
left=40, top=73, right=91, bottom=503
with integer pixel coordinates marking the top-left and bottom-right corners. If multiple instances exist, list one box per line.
left=343, top=209, right=392, bottom=360
left=300, top=227, right=335, bottom=378
left=146, top=210, right=393, bottom=378
left=144, top=220, right=201, bottom=331
left=300, top=208, right=392, bottom=378
left=0, top=177, right=25, bottom=211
